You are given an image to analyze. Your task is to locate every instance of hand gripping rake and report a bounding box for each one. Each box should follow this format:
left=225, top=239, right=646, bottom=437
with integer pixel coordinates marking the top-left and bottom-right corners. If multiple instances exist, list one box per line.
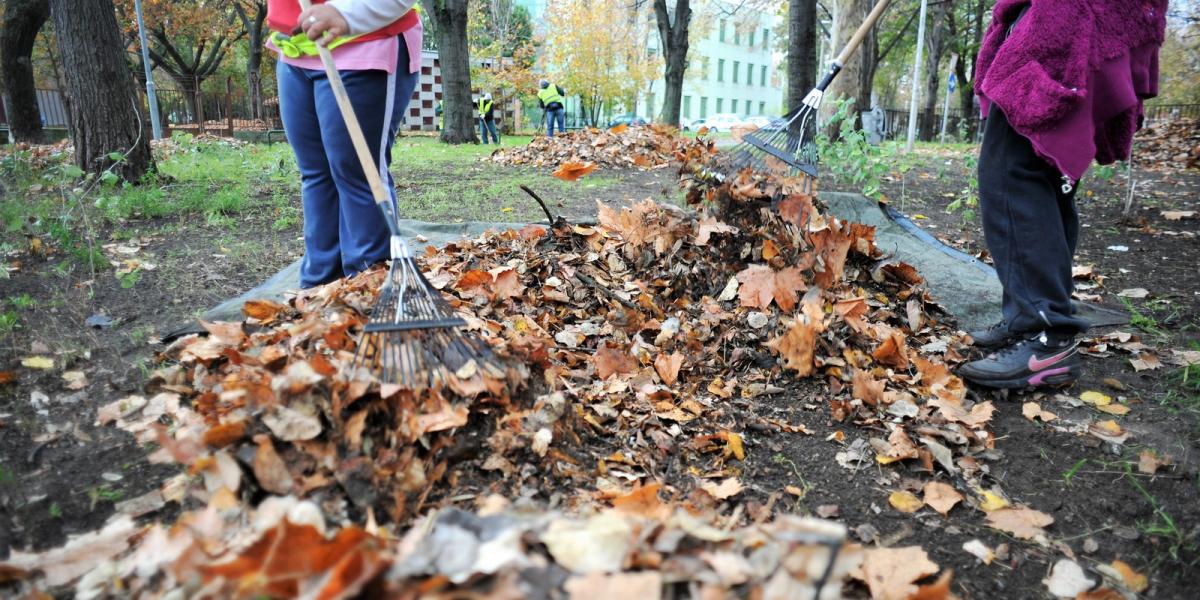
left=715, top=0, right=893, bottom=192
left=300, top=0, right=497, bottom=387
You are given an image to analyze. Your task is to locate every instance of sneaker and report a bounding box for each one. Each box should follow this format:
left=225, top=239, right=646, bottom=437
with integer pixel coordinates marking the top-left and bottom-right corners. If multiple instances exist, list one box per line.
left=967, top=319, right=1017, bottom=349
left=958, top=331, right=1080, bottom=389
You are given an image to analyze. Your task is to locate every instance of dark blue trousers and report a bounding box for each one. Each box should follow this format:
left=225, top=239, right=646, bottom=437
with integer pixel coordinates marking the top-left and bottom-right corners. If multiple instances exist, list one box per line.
left=978, top=106, right=1090, bottom=336
left=278, top=41, right=419, bottom=288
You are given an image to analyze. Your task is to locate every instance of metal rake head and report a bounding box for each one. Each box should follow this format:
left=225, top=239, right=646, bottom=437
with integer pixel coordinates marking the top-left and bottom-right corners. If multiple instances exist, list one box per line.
left=353, top=238, right=501, bottom=388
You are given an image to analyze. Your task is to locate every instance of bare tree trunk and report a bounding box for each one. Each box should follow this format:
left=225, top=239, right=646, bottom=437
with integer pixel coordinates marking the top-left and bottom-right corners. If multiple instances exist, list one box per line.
left=920, top=0, right=950, bottom=140
left=50, top=0, right=154, bottom=181
left=825, top=0, right=870, bottom=133
left=1, top=0, right=50, bottom=142
left=786, top=0, right=818, bottom=110
left=235, top=1, right=267, bottom=120
left=653, top=0, right=690, bottom=127
left=430, top=0, right=477, bottom=144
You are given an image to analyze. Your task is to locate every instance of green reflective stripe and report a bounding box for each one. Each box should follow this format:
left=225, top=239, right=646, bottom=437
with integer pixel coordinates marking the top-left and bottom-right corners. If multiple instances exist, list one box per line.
left=477, top=99, right=493, bottom=116
left=538, top=86, right=564, bottom=106
left=270, top=31, right=363, bottom=58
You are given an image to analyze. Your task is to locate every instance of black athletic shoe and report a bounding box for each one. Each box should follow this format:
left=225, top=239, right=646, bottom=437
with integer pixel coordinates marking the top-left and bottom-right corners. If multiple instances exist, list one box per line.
left=967, top=319, right=1018, bottom=349
left=958, top=331, right=1080, bottom=389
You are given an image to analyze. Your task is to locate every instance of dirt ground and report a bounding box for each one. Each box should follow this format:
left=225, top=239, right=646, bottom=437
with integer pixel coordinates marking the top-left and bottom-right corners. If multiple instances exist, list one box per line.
left=1, top=142, right=1198, bottom=597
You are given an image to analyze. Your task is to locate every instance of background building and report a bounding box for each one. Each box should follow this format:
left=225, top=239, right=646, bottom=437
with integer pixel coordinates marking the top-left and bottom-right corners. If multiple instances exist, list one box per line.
left=639, top=4, right=785, bottom=122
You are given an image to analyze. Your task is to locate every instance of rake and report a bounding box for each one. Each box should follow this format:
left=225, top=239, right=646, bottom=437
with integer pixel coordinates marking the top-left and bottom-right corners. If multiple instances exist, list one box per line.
left=300, top=0, right=498, bottom=387
left=713, top=0, right=893, bottom=192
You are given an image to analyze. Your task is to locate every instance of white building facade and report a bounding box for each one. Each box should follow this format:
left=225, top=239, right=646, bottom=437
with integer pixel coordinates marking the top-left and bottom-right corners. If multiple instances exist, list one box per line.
left=640, top=4, right=786, bottom=123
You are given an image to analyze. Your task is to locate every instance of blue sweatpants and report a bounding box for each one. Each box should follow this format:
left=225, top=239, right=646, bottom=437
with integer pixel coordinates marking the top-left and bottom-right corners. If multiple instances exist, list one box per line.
left=278, top=40, right=419, bottom=288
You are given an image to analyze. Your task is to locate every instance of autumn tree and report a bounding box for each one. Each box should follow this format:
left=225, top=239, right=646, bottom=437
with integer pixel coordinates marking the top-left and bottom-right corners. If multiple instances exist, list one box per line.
left=543, top=0, right=661, bottom=126
left=1, top=0, right=51, bottom=142
left=785, top=0, right=817, bottom=110
left=50, top=0, right=155, bottom=181
left=823, top=0, right=875, bottom=131
left=468, top=0, right=537, bottom=108
left=918, top=0, right=951, bottom=140
left=429, top=0, right=477, bottom=143
left=116, top=0, right=243, bottom=122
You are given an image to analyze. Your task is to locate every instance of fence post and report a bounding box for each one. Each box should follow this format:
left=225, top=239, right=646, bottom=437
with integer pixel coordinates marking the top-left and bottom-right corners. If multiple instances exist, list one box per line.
left=226, top=76, right=234, bottom=137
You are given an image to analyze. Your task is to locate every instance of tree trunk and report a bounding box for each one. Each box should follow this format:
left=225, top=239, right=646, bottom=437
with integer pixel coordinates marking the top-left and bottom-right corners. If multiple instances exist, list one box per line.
left=50, top=0, right=154, bottom=181
left=919, top=0, right=949, bottom=141
left=786, top=0, right=818, bottom=110
left=430, top=0, right=477, bottom=144
left=825, top=0, right=870, bottom=134
left=1, top=0, right=50, bottom=142
left=653, top=0, right=690, bottom=128
left=236, top=2, right=267, bottom=120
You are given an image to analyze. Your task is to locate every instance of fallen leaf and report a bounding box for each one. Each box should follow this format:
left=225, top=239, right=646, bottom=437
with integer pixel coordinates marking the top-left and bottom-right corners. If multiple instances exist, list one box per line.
left=1116, top=288, right=1149, bottom=299
left=1095, top=403, right=1131, bottom=416
left=1043, top=559, right=1093, bottom=598
left=735, top=265, right=807, bottom=312
left=611, top=482, right=668, bottom=519
left=1130, top=352, right=1162, bottom=372
left=243, top=299, right=290, bottom=323
left=1089, top=419, right=1130, bottom=444
left=653, top=352, right=684, bottom=386
left=252, top=435, right=294, bottom=495
left=1108, top=559, right=1148, bottom=593
left=62, top=371, right=87, bottom=390
left=722, top=431, right=745, bottom=461
left=986, top=507, right=1054, bottom=540
left=852, top=369, right=886, bottom=406
left=694, top=216, right=737, bottom=246
left=564, top=571, right=662, bottom=600
left=553, top=161, right=598, bottom=181
left=541, top=513, right=632, bottom=574
left=21, top=356, right=54, bottom=370
left=908, top=571, right=955, bottom=600
left=1022, top=402, right=1058, bottom=422
left=595, top=345, right=638, bottom=380
left=1137, top=449, right=1169, bottom=474
left=701, top=477, right=744, bottom=500
left=888, top=490, right=924, bottom=513
left=923, top=482, right=963, bottom=516
left=262, top=405, right=322, bottom=441
left=856, top=546, right=940, bottom=600
left=961, top=539, right=994, bottom=565
left=0, top=516, right=136, bottom=586
left=1161, top=210, right=1196, bottom=220
left=202, top=421, right=246, bottom=448
left=1080, top=391, right=1112, bottom=406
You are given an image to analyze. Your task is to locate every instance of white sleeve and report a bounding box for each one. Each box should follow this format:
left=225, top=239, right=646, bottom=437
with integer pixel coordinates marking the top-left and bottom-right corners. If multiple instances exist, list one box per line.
left=326, top=0, right=416, bottom=36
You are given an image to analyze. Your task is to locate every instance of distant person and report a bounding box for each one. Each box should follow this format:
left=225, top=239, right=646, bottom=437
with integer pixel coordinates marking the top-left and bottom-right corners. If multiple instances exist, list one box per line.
left=436, top=99, right=443, bottom=131
left=266, top=0, right=420, bottom=288
left=478, top=92, right=499, bottom=144
left=537, top=79, right=566, bottom=137
left=958, top=0, right=1167, bottom=389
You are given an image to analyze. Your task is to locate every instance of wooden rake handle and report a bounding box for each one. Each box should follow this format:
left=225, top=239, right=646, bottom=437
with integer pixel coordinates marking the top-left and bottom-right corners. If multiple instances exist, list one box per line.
left=834, top=0, right=894, bottom=67
left=297, top=0, right=401, bottom=232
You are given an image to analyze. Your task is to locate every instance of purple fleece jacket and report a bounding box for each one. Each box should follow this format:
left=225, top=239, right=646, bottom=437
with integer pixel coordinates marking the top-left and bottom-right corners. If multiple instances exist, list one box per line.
left=974, top=0, right=1168, bottom=181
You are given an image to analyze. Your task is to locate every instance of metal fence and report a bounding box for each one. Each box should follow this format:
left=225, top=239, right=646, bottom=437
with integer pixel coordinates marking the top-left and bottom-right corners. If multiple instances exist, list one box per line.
left=1143, top=103, right=1200, bottom=123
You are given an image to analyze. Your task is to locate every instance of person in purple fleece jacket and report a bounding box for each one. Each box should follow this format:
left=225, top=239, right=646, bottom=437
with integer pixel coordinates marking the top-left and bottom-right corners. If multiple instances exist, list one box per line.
left=956, top=0, right=1167, bottom=389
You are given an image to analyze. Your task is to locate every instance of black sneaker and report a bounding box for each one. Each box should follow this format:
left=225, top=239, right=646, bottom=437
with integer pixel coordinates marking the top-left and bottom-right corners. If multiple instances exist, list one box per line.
left=967, top=319, right=1017, bottom=349
left=958, top=331, right=1080, bottom=389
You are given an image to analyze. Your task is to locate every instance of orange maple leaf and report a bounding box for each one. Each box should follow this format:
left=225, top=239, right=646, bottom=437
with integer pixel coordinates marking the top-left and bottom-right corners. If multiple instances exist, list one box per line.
left=735, top=265, right=808, bottom=312
left=653, top=352, right=685, bottom=386
left=553, top=161, right=598, bottom=181
left=767, top=300, right=826, bottom=376
left=594, top=345, right=638, bottom=379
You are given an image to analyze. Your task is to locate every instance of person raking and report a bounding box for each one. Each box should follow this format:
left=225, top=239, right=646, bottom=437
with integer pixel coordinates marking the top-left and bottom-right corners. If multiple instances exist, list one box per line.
left=478, top=92, right=499, bottom=145
left=537, top=79, right=566, bottom=137
left=265, top=0, right=421, bottom=289
left=957, top=0, right=1167, bottom=389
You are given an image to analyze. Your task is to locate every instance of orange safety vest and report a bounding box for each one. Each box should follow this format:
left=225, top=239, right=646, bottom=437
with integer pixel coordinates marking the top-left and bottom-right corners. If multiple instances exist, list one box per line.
left=266, top=1, right=419, bottom=41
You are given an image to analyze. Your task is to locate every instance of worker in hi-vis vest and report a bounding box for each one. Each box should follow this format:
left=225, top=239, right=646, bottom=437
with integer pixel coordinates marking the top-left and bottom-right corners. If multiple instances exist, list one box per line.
left=537, top=79, right=566, bottom=137
left=478, top=92, right=499, bottom=144
left=435, top=99, right=443, bottom=131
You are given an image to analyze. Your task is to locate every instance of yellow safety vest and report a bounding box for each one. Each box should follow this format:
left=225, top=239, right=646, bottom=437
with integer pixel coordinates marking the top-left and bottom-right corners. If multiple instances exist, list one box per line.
left=538, top=85, right=564, bottom=107
left=478, top=98, right=493, bottom=117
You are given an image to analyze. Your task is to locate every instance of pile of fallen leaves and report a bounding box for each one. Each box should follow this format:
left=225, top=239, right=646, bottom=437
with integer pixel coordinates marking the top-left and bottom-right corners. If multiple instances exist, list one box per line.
left=1135, top=117, right=1200, bottom=171
left=489, top=124, right=694, bottom=171
left=3, top=142, right=1148, bottom=599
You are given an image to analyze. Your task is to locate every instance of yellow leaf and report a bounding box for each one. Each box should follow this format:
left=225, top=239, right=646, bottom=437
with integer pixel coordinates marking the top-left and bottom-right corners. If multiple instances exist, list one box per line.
left=1094, top=419, right=1124, bottom=435
left=1080, top=390, right=1112, bottom=406
left=723, top=431, right=745, bottom=461
left=501, top=207, right=514, bottom=213
left=21, top=356, right=54, bottom=370
left=1096, top=403, right=1131, bottom=416
left=978, top=490, right=1010, bottom=512
left=889, top=490, right=924, bottom=513
left=1110, top=560, right=1148, bottom=593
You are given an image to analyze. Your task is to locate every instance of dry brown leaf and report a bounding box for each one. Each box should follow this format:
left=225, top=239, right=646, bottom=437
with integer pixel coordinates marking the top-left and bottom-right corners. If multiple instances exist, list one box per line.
left=553, top=161, right=599, bottom=181
left=928, top=398, right=994, bottom=429
left=923, top=481, right=964, bottom=516
left=986, top=507, right=1054, bottom=539
left=694, top=216, right=737, bottom=246
left=243, top=299, right=289, bottom=323
left=1137, top=449, right=1170, bottom=474
left=856, top=546, right=940, bottom=600
left=908, top=571, right=956, bottom=600
left=1109, top=560, right=1148, bottom=593
left=852, top=369, right=886, bottom=406
left=872, top=329, right=911, bottom=370
left=252, top=435, right=294, bottom=495
left=1021, top=402, right=1058, bottom=422
left=595, top=345, right=638, bottom=380
left=1130, top=352, right=1162, bottom=372
left=735, top=265, right=807, bottom=312
left=563, top=571, right=662, bottom=600
left=701, top=477, right=744, bottom=500
left=653, top=352, right=684, bottom=386
left=611, top=482, right=668, bottom=519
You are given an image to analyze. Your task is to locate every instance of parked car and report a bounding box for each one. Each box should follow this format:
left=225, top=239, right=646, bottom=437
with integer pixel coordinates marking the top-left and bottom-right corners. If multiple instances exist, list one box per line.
left=609, top=114, right=649, bottom=128
left=681, top=117, right=707, bottom=131
left=742, top=115, right=772, bottom=129
left=702, top=113, right=746, bottom=132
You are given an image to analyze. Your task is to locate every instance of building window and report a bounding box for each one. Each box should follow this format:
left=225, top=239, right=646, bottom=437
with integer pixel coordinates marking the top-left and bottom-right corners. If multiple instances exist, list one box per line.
left=733, top=60, right=740, bottom=84
left=759, top=101, right=766, bottom=115
left=717, top=59, right=725, bottom=82
left=747, top=63, right=753, bottom=85
left=762, top=28, right=770, bottom=50
left=734, top=27, right=740, bottom=45
left=683, top=95, right=692, bottom=119
left=749, top=30, right=755, bottom=47
left=731, top=99, right=738, bottom=114
left=700, top=96, right=708, bottom=117
left=719, top=20, right=726, bottom=42
left=761, top=65, right=767, bottom=87
left=716, top=98, right=723, bottom=113
left=646, top=93, right=654, bottom=116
